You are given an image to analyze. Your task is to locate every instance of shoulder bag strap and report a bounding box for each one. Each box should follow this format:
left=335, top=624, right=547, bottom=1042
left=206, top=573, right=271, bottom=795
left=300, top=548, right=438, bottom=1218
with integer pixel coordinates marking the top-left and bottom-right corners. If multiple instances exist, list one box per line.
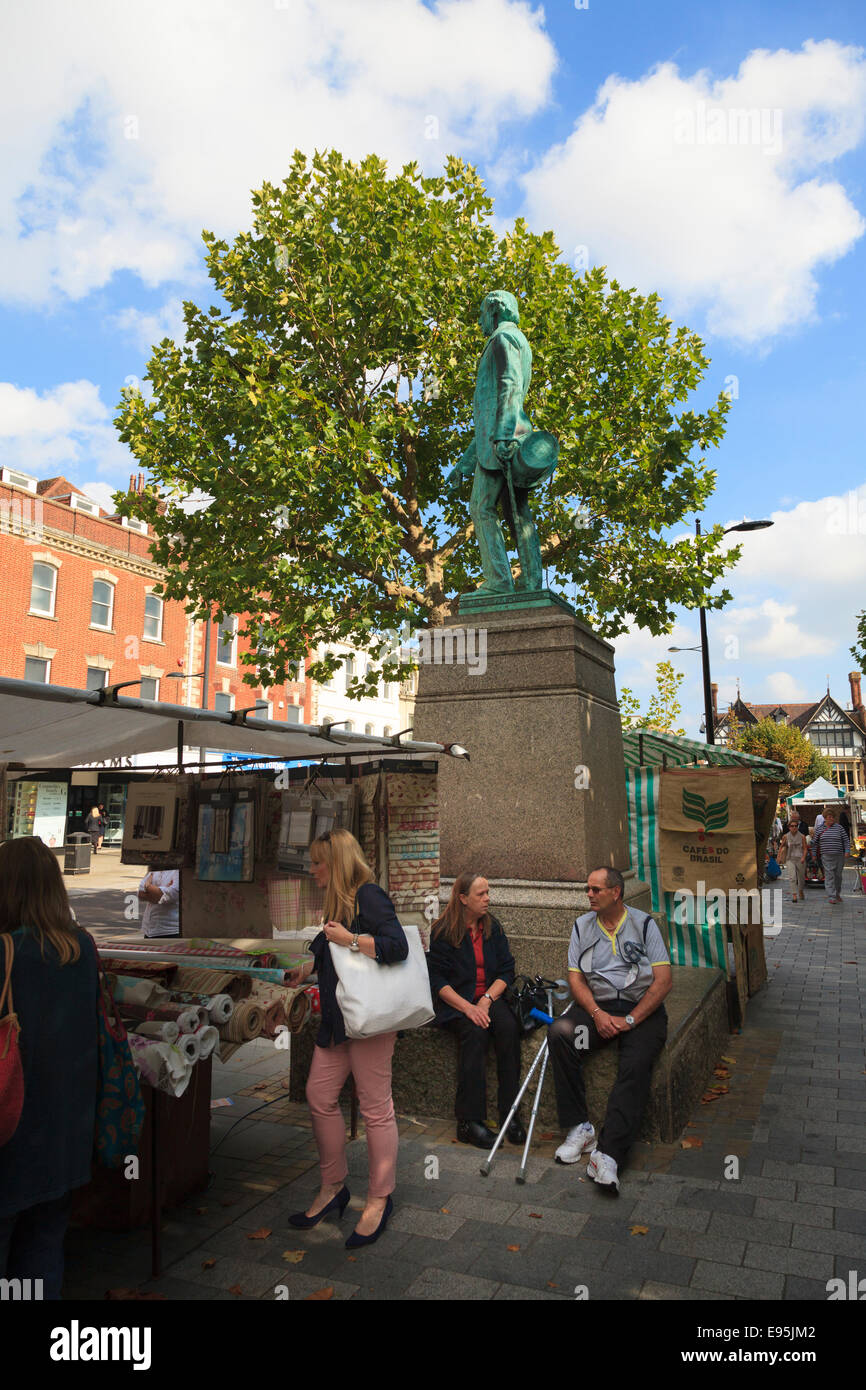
left=0, top=934, right=14, bottom=1018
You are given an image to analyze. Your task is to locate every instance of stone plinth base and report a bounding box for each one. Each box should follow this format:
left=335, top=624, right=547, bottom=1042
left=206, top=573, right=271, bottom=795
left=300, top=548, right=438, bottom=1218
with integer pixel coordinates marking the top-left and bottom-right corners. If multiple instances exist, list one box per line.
left=289, top=965, right=728, bottom=1144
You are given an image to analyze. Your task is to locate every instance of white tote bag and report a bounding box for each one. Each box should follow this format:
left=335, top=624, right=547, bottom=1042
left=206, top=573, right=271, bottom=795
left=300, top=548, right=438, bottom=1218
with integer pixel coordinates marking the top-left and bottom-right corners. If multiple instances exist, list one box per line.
left=329, top=923, right=434, bottom=1040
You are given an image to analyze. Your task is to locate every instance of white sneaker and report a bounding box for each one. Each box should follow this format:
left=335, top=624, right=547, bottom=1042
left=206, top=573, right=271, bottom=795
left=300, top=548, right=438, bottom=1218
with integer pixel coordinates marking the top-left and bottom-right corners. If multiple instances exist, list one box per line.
left=555, top=1122, right=596, bottom=1164
left=587, top=1149, right=620, bottom=1192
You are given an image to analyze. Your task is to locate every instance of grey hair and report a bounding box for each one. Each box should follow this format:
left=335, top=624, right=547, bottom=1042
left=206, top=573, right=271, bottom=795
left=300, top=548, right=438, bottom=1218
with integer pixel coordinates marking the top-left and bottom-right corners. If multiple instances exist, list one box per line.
left=589, top=866, right=625, bottom=900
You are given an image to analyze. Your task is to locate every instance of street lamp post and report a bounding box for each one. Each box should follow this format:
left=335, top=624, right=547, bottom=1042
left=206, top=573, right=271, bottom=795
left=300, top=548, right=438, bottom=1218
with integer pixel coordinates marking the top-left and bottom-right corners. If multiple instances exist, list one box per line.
left=670, top=517, right=774, bottom=746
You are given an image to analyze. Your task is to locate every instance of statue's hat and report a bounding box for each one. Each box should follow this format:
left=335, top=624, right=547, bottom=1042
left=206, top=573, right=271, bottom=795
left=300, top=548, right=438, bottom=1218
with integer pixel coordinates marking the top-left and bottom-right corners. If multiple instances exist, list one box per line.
left=509, top=430, right=559, bottom=488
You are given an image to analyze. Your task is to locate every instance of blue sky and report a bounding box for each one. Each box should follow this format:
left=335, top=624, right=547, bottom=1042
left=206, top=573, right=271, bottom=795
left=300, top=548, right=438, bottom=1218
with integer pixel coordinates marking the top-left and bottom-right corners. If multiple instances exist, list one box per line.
left=2, top=0, right=865, bottom=734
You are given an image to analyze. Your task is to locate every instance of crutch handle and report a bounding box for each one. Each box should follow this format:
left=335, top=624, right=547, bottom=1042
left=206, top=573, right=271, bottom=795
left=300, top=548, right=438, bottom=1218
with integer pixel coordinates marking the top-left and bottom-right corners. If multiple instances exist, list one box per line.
left=529, top=1007, right=554, bottom=1025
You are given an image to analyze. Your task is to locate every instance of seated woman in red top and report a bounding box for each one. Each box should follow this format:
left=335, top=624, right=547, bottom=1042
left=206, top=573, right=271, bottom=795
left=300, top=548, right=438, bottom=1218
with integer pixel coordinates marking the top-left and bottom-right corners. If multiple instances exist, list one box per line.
left=427, top=873, right=524, bottom=1150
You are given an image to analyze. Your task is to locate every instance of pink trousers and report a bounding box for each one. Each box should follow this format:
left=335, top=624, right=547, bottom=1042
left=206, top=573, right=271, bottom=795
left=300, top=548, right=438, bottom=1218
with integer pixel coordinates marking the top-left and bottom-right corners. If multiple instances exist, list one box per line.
left=306, top=1032, right=398, bottom=1198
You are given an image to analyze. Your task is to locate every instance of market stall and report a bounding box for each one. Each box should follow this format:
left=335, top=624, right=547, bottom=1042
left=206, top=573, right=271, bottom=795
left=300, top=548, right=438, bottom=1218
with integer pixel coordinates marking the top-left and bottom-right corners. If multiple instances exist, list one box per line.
left=623, top=729, right=785, bottom=1025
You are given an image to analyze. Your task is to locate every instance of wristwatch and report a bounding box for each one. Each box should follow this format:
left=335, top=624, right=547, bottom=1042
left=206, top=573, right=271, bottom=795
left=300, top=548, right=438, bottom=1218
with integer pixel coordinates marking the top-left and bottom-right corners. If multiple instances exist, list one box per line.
left=625, top=1014, right=635, bottom=1028
left=350, top=934, right=361, bottom=953
left=483, top=993, right=494, bottom=1004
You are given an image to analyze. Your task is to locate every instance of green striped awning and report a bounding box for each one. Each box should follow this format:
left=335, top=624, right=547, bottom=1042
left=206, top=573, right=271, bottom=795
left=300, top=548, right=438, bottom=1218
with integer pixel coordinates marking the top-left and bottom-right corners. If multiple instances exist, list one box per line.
left=622, top=728, right=785, bottom=779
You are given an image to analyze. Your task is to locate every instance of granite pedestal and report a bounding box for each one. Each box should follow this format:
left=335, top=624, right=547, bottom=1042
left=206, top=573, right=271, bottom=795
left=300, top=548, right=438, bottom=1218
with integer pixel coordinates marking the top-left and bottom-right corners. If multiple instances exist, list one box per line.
left=412, top=595, right=651, bottom=975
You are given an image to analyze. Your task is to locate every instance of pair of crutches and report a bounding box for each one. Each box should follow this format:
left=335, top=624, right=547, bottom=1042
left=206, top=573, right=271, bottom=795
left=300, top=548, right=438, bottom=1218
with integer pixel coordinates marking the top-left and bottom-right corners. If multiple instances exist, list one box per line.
left=480, top=978, right=569, bottom=1184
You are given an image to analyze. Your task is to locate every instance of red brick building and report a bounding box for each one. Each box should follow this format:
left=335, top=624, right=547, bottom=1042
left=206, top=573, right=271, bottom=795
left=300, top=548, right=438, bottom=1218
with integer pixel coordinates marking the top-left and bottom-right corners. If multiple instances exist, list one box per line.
left=0, top=467, right=310, bottom=839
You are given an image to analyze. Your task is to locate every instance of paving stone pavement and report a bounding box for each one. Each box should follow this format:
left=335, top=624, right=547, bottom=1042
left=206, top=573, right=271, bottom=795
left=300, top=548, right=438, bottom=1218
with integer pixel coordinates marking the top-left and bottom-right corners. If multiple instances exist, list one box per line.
left=62, top=871, right=866, bottom=1300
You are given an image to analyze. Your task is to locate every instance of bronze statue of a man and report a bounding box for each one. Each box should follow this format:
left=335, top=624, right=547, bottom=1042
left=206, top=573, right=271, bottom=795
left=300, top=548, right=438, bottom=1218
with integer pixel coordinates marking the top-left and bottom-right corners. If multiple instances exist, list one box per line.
left=446, top=289, right=558, bottom=596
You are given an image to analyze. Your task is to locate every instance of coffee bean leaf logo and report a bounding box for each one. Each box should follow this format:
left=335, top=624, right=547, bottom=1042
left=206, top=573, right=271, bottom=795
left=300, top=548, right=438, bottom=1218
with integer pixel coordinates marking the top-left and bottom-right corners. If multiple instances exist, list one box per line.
left=682, top=788, right=729, bottom=830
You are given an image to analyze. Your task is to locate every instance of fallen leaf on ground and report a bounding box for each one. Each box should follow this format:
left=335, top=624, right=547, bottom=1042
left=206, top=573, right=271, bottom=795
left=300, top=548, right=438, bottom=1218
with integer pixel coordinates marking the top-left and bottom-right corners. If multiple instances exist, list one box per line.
left=220, top=1198, right=237, bottom=1208
left=195, top=1206, right=207, bottom=1215
left=440, top=1207, right=450, bottom=1214
left=700, top=1092, right=723, bottom=1104
left=201, top=1259, right=217, bottom=1270
left=546, top=1281, right=558, bottom=1288
left=539, top=1132, right=554, bottom=1140
left=720, top=1056, right=736, bottom=1064
left=228, top=1284, right=243, bottom=1296
left=305, top=1287, right=334, bottom=1300
left=506, top=1244, right=520, bottom=1252
left=681, top=1137, right=703, bottom=1149
left=710, top=1084, right=729, bottom=1094
left=630, top=1225, right=649, bottom=1236
left=105, top=1289, right=166, bottom=1300
left=282, top=1250, right=305, bottom=1263
left=253, top=1081, right=270, bottom=1091
left=529, top=1212, right=542, bottom=1219
left=280, top=1079, right=291, bottom=1089
left=247, top=1227, right=272, bottom=1240
left=713, top=1067, right=730, bottom=1078
left=346, top=1256, right=357, bottom=1262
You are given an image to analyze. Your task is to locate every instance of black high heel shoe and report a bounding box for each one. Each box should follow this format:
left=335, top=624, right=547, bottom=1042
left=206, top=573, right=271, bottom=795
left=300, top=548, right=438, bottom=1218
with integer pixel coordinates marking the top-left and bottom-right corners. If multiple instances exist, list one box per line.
left=345, top=1195, right=393, bottom=1249
left=288, top=1185, right=350, bottom=1229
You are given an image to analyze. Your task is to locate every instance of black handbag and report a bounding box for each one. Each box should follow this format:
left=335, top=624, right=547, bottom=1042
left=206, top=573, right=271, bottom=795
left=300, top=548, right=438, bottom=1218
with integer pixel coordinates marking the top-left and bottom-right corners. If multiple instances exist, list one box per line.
left=506, top=975, right=556, bottom=1034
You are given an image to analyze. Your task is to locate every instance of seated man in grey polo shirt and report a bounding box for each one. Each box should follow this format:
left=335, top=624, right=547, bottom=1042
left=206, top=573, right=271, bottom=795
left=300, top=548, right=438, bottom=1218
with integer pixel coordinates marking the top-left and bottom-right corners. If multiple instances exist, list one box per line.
left=548, top=866, right=672, bottom=1193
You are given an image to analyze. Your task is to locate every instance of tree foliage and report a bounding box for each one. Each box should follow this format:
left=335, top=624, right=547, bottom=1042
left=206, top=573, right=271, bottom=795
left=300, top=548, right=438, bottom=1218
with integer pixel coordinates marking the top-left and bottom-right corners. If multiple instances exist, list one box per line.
left=851, top=612, right=866, bottom=672
left=115, top=150, right=736, bottom=690
left=619, top=660, right=686, bottom=735
left=728, top=717, right=834, bottom=790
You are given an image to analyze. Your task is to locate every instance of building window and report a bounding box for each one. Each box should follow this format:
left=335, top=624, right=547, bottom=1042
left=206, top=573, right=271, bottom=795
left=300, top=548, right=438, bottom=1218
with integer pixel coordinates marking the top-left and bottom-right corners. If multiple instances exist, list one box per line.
left=85, top=667, right=107, bottom=691
left=365, top=722, right=375, bottom=736
left=91, top=579, right=114, bottom=630
left=383, top=725, right=392, bottom=737
left=216, top=615, right=237, bottom=666
left=213, top=691, right=233, bottom=714
left=286, top=705, right=301, bottom=724
left=24, top=656, right=49, bottom=683
left=143, top=594, right=163, bottom=641
left=344, top=720, right=354, bottom=733
left=139, top=676, right=158, bottom=701
left=30, top=562, right=57, bottom=617
left=288, top=659, right=304, bottom=683
left=253, top=699, right=271, bottom=719
left=344, top=655, right=355, bottom=684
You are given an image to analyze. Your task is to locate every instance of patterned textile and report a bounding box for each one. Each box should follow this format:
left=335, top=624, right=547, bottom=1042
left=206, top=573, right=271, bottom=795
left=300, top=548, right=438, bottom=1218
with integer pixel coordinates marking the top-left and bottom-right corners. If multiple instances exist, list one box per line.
left=93, top=946, right=146, bottom=1168
left=267, top=876, right=325, bottom=934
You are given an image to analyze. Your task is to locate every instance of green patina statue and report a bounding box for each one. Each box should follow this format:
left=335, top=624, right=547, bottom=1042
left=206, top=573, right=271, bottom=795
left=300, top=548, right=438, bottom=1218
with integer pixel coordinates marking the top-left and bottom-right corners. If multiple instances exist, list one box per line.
left=446, top=289, right=558, bottom=596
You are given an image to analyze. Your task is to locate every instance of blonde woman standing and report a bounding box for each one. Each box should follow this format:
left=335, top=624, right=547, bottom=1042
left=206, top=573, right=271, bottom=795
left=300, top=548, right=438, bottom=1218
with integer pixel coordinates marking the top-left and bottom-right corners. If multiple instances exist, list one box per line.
left=287, top=829, right=407, bottom=1248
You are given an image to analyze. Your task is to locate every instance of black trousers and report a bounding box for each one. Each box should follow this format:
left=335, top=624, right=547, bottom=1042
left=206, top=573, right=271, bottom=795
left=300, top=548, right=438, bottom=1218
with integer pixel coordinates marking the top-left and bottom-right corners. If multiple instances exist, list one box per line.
left=444, top=998, right=521, bottom=1123
left=548, top=1001, right=667, bottom=1167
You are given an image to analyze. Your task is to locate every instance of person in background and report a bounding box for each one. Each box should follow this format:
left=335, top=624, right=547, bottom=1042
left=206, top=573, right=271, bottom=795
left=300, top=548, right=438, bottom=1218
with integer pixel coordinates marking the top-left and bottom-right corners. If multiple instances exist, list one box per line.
left=778, top=813, right=807, bottom=903
left=84, top=805, right=103, bottom=854
left=286, top=829, right=407, bottom=1248
left=0, top=837, right=98, bottom=1300
left=839, top=806, right=851, bottom=838
left=427, top=873, right=523, bottom=1150
left=137, top=868, right=180, bottom=937
left=813, top=807, right=849, bottom=904
left=97, top=804, right=107, bottom=850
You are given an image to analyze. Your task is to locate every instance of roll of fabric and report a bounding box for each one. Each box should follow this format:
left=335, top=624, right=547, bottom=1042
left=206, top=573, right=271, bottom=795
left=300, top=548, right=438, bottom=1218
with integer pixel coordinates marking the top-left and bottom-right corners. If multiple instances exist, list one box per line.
left=196, top=1025, right=219, bottom=1059
left=217, top=1000, right=264, bottom=1045
left=99, top=949, right=292, bottom=985
left=133, top=1019, right=180, bottom=1044
left=100, top=941, right=253, bottom=960
left=99, top=958, right=178, bottom=986
left=126, top=1033, right=192, bottom=1098
left=177, top=1008, right=204, bottom=1035
left=170, top=968, right=252, bottom=1001
left=287, top=990, right=311, bottom=1033
left=112, top=975, right=170, bottom=1008
left=169, top=990, right=233, bottom=1024
left=177, top=1032, right=201, bottom=1064
left=120, top=1001, right=208, bottom=1030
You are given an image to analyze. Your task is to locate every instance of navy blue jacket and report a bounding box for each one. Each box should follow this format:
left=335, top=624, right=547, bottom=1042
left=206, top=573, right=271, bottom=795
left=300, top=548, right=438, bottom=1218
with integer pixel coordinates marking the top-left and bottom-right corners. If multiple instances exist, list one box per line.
left=0, top=927, right=98, bottom=1217
left=310, top=882, right=408, bottom=1047
left=427, top=916, right=516, bottom=1024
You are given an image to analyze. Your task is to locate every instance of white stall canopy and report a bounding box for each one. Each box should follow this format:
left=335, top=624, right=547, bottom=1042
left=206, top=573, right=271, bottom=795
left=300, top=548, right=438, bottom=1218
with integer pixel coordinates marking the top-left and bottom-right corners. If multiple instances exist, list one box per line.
left=0, top=676, right=465, bottom=770
left=788, top=776, right=845, bottom=805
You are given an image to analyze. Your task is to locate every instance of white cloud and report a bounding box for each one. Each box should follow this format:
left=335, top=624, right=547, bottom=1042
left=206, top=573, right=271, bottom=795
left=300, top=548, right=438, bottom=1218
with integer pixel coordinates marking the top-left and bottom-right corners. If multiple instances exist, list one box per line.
left=111, top=298, right=187, bottom=354
left=0, top=0, right=555, bottom=306
left=0, top=380, right=131, bottom=477
left=79, top=480, right=121, bottom=512
left=764, top=671, right=809, bottom=702
left=521, top=39, right=866, bottom=344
